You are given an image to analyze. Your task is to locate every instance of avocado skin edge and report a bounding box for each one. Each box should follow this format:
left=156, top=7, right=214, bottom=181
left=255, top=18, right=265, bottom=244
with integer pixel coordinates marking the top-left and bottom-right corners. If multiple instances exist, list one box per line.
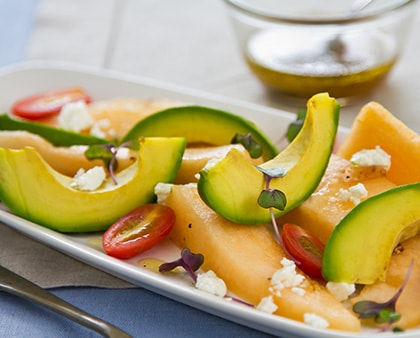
left=322, top=182, right=420, bottom=285
left=196, top=93, right=340, bottom=225
left=121, top=105, right=279, bottom=161
left=0, top=137, right=186, bottom=232
left=0, top=113, right=108, bottom=147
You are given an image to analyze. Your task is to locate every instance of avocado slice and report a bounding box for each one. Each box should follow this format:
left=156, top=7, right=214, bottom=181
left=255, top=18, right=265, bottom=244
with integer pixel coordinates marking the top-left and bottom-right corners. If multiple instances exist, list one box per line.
left=0, top=137, right=186, bottom=232
left=197, top=93, right=339, bottom=224
left=322, top=183, right=420, bottom=285
left=0, top=113, right=108, bottom=146
left=121, top=106, right=278, bottom=161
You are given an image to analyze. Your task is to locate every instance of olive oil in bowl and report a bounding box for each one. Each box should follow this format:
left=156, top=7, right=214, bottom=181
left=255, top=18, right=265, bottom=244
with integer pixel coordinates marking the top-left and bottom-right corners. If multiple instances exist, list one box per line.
left=245, top=28, right=397, bottom=99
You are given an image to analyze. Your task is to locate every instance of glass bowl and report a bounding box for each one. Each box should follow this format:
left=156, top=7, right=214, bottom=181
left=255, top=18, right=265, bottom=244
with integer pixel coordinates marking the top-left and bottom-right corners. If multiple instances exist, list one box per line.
left=224, top=0, right=418, bottom=104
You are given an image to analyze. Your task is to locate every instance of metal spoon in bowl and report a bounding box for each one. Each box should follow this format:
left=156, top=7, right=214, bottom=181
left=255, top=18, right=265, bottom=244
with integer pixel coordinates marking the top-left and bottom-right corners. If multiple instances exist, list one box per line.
left=328, top=0, right=375, bottom=58
left=0, top=264, right=132, bottom=338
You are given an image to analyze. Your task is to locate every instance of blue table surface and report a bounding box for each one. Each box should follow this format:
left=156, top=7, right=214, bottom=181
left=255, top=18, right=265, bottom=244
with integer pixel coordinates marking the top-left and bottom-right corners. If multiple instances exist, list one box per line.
left=0, top=2, right=278, bottom=337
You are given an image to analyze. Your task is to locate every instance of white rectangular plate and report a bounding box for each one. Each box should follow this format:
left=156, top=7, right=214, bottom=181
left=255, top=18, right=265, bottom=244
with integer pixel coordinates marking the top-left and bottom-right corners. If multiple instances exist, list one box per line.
left=0, top=62, right=418, bottom=338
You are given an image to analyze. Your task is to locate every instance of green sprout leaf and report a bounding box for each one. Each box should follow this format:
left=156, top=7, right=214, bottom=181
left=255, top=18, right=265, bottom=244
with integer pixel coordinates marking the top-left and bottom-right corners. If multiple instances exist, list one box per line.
left=287, top=108, right=307, bottom=143
left=231, top=132, right=262, bottom=159
left=258, top=189, right=287, bottom=211
left=85, top=144, right=115, bottom=168
left=85, top=141, right=132, bottom=185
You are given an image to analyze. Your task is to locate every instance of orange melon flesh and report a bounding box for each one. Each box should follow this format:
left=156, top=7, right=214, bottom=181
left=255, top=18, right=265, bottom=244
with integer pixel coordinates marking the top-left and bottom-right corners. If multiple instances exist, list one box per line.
left=174, top=144, right=263, bottom=184
left=337, top=102, right=420, bottom=185
left=278, top=154, right=396, bottom=244
left=160, top=184, right=361, bottom=332
left=37, top=98, right=184, bottom=141
left=0, top=130, right=136, bottom=177
left=351, top=235, right=420, bottom=330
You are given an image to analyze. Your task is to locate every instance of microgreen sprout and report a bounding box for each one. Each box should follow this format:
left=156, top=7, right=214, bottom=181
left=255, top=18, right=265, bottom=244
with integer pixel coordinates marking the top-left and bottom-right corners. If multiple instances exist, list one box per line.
left=275, top=107, right=307, bottom=149
left=231, top=133, right=262, bottom=159
left=256, top=167, right=301, bottom=265
left=159, top=248, right=204, bottom=282
left=159, top=248, right=253, bottom=307
left=353, top=259, right=414, bottom=332
left=287, top=108, right=307, bottom=143
left=85, top=141, right=132, bottom=184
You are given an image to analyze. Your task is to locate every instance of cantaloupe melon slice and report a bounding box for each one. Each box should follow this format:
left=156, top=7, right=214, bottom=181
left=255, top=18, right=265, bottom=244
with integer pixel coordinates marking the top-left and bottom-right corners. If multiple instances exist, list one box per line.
left=0, top=130, right=136, bottom=177
left=0, top=130, right=258, bottom=184
left=278, top=154, right=396, bottom=244
left=337, top=102, right=420, bottom=185
left=351, top=235, right=420, bottom=330
left=174, top=144, right=263, bottom=184
left=159, top=183, right=361, bottom=332
left=37, top=98, right=183, bottom=140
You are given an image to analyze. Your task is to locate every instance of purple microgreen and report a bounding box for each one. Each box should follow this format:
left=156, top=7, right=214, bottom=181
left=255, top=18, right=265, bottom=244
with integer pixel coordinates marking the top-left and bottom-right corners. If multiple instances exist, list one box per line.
left=255, top=169, right=301, bottom=265
left=231, top=133, right=262, bottom=159
left=85, top=141, right=132, bottom=185
left=353, top=259, right=414, bottom=330
left=159, top=248, right=204, bottom=282
left=159, top=248, right=253, bottom=307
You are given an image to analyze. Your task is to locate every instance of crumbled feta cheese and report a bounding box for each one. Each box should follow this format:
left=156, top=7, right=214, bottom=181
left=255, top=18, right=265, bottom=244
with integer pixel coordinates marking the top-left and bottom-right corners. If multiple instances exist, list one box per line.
left=195, top=270, right=227, bottom=297
left=304, top=313, right=330, bottom=329
left=350, top=146, right=391, bottom=170
left=58, top=101, right=93, bottom=132
left=326, top=281, right=355, bottom=302
left=291, top=287, right=306, bottom=296
left=70, top=166, right=106, bottom=191
left=154, top=183, right=173, bottom=203
left=256, top=295, right=278, bottom=314
left=270, top=258, right=305, bottom=294
left=338, top=183, right=368, bottom=205
left=90, top=122, right=106, bottom=138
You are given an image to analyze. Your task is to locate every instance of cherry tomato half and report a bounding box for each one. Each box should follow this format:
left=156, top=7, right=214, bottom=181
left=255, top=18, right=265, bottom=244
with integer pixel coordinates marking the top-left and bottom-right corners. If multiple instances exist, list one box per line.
left=281, top=223, right=325, bottom=279
left=11, top=87, right=92, bottom=119
left=102, top=204, right=176, bottom=259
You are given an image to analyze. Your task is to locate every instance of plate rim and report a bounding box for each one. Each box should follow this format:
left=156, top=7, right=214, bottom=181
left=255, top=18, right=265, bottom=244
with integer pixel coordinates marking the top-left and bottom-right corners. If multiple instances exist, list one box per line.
left=0, top=61, right=418, bottom=338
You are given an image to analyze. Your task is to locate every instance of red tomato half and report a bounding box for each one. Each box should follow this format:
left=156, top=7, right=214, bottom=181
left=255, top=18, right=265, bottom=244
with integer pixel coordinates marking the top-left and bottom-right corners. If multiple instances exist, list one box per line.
left=281, top=223, right=325, bottom=279
left=11, top=87, right=92, bottom=119
left=102, top=204, right=176, bottom=259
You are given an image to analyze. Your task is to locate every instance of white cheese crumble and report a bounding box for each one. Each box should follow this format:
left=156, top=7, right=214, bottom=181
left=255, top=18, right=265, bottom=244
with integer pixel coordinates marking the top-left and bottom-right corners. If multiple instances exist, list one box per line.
left=326, top=281, right=355, bottom=302
left=304, top=313, right=330, bottom=329
left=89, top=122, right=106, bottom=138
left=256, top=295, right=278, bottom=314
left=58, top=101, right=94, bottom=132
left=291, top=287, right=306, bottom=296
left=154, top=182, right=173, bottom=203
left=70, top=166, right=106, bottom=191
left=337, top=182, right=368, bottom=205
left=195, top=270, right=227, bottom=297
left=270, top=258, right=305, bottom=295
left=350, top=146, right=391, bottom=170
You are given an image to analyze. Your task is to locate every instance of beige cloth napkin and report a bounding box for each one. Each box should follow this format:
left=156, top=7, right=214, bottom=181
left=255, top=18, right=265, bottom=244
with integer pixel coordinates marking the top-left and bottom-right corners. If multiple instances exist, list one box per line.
left=0, top=223, right=134, bottom=288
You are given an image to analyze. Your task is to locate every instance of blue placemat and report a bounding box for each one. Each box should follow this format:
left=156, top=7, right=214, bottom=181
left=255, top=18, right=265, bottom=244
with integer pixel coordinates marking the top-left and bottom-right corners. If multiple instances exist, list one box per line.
left=0, top=0, right=39, bottom=66
left=0, top=287, right=277, bottom=337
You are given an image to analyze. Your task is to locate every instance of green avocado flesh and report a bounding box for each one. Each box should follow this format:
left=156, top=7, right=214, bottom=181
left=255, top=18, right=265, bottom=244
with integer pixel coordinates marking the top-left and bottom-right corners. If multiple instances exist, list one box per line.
left=0, top=113, right=108, bottom=146
left=322, top=183, right=420, bottom=284
left=197, top=93, right=339, bottom=224
left=121, top=105, right=278, bottom=161
left=0, top=137, right=186, bottom=232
